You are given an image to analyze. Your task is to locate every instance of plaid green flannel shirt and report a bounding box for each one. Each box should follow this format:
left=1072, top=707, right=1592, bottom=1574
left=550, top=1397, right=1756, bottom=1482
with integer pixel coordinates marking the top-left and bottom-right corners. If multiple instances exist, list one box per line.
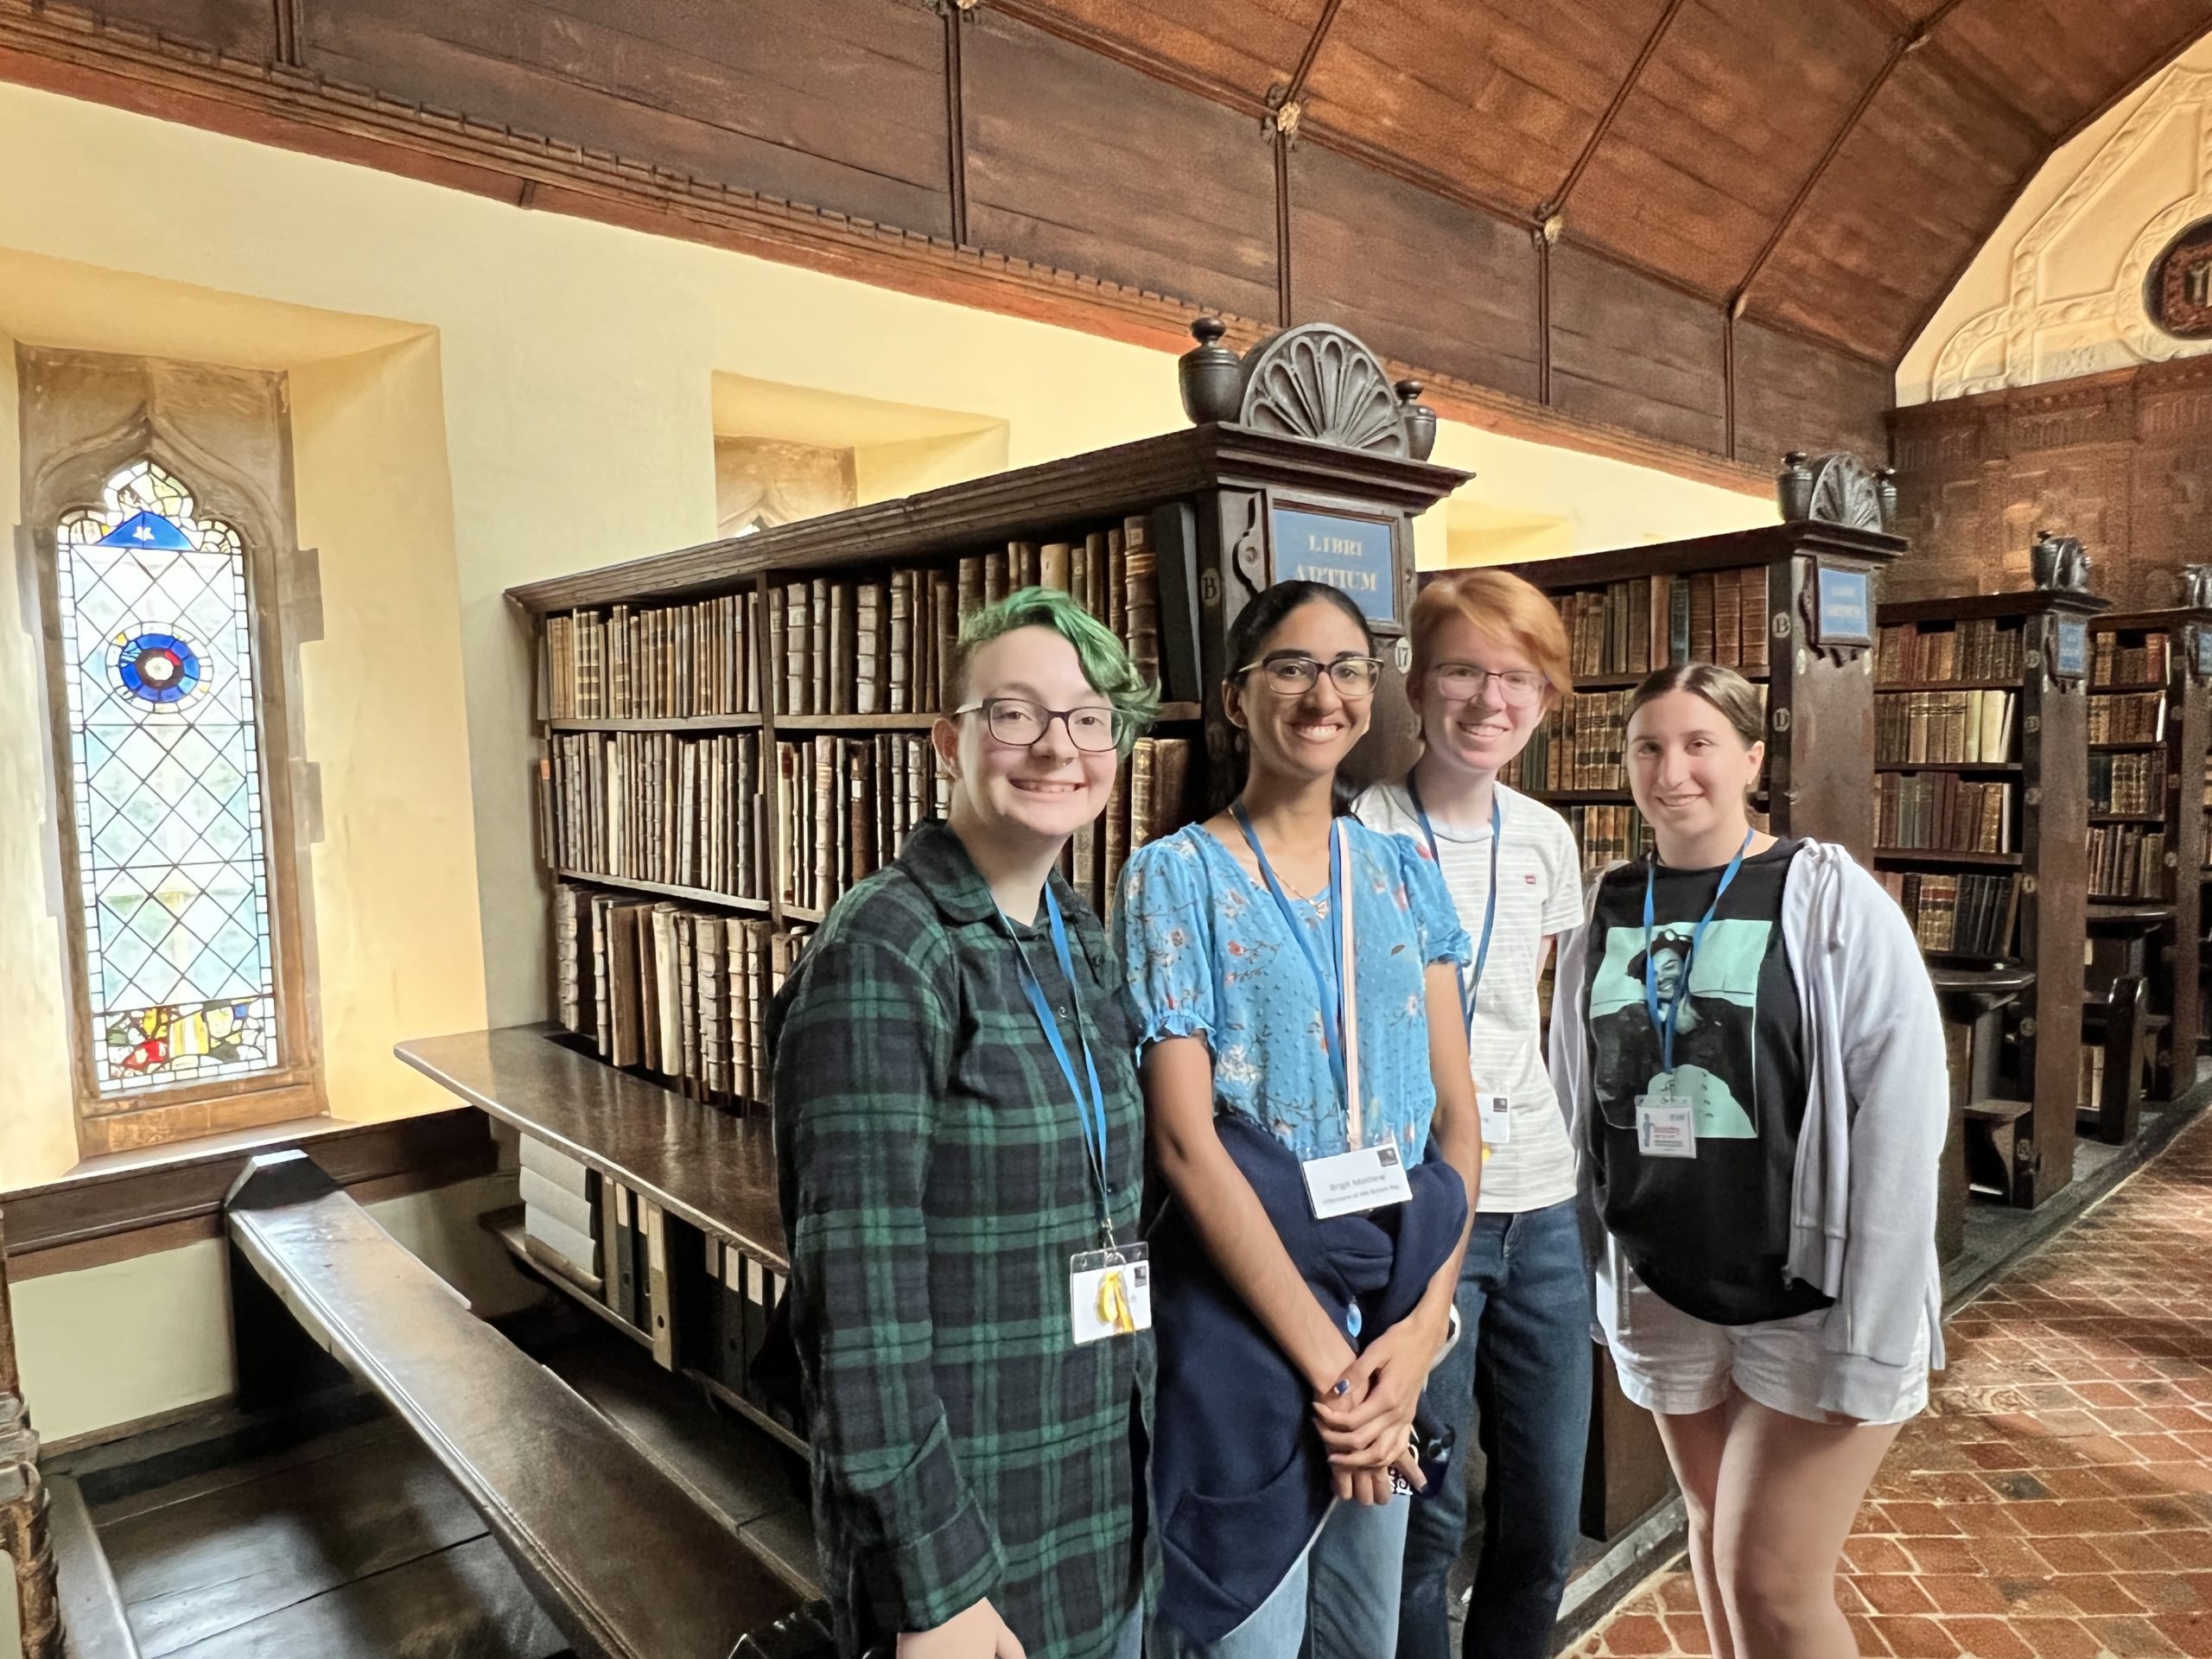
left=770, top=818, right=1151, bottom=1659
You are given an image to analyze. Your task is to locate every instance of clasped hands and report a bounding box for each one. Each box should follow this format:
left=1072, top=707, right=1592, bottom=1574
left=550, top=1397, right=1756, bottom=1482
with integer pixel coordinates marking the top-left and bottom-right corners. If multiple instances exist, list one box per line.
left=1308, top=1306, right=1445, bottom=1507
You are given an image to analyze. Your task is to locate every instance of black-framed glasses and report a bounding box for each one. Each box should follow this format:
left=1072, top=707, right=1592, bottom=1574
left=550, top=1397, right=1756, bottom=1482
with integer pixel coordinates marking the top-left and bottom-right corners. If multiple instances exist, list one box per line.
left=1236, top=654, right=1384, bottom=697
left=954, top=696, right=1122, bottom=753
left=1430, top=662, right=1548, bottom=709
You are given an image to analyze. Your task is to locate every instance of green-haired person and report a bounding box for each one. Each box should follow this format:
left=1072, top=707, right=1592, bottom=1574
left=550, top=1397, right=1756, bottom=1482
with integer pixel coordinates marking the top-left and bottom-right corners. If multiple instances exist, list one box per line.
left=771, top=588, right=1159, bottom=1659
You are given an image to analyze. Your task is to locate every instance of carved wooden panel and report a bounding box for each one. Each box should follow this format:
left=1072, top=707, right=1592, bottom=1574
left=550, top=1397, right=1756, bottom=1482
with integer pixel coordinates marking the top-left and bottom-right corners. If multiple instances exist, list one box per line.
left=86, top=0, right=276, bottom=56
left=1287, top=142, right=1541, bottom=404
left=1546, top=242, right=1726, bottom=454
left=300, top=0, right=955, bottom=238
left=1732, top=320, right=1893, bottom=473
left=961, top=7, right=1279, bottom=321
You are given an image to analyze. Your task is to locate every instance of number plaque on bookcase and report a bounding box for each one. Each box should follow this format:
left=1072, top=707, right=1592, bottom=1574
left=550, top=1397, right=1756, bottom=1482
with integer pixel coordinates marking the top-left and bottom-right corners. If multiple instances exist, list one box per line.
left=1876, top=584, right=2108, bottom=1205
left=2088, top=605, right=2212, bottom=1098
left=512, top=366, right=1470, bottom=1117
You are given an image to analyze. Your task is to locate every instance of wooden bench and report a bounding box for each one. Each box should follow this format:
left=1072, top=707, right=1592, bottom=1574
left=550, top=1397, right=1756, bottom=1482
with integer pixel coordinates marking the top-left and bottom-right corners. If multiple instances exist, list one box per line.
left=223, top=1148, right=798, bottom=1659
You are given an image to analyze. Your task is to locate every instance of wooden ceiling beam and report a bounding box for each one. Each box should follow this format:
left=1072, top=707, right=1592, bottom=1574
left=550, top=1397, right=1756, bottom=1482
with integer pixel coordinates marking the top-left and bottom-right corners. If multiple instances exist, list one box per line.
left=1541, top=0, right=1686, bottom=222
left=978, top=1, right=1273, bottom=117
left=1731, top=0, right=1969, bottom=321
left=1280, top=0, right=1346, bottom=111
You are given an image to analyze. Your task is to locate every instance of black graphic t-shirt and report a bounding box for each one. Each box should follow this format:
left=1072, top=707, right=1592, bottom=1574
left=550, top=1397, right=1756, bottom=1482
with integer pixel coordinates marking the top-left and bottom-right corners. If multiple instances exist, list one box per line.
left=1582, top=838, right=1831, bottom=1326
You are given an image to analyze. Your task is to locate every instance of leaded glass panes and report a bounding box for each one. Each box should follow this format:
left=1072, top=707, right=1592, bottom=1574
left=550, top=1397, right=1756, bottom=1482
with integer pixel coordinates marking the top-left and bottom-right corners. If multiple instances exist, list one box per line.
left=54, top=460, right=279, bottom=1093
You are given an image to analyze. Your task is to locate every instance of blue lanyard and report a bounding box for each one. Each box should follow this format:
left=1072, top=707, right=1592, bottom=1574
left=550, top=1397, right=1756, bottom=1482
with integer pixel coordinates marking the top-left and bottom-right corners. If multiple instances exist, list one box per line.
left=1232, top=803, right=1351, bottom=1117
left=1643, top=830, right=1755, bottom=1076
left=1000, top=887, right=1114, bottom=1242
left=1405, top=776, right=1501, bottom=1041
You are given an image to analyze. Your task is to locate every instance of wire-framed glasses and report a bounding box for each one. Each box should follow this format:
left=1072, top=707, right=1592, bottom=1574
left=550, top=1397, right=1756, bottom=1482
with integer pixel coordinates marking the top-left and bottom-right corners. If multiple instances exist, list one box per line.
left=954, top=696, right=1123, bottom=753
left=1236, top=654, right=1384, bottom=696
left=1430, top=662, right=1548, bottom=708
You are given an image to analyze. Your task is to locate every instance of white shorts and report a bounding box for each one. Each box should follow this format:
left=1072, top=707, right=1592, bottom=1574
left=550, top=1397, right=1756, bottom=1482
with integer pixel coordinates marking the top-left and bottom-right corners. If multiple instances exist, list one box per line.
left=1599, top=1260, right=1929, bottom=1427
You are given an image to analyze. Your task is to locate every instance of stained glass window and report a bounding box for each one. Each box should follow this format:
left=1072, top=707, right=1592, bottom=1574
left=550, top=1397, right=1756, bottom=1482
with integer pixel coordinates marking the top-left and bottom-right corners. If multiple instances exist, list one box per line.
left=54, top=460, right=279, bottom=1094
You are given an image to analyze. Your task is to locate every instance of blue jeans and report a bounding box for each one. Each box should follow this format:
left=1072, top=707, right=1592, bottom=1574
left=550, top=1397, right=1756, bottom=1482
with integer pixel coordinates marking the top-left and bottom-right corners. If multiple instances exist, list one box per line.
left=1397, top=1199, right=1592, bottom=1659
left=1154, top=1495, right=1409, bottom=1659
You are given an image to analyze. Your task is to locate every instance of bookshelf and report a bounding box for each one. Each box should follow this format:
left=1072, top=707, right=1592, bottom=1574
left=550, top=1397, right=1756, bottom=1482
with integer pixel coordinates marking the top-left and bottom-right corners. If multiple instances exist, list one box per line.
left=1505, top=513, right=1904, bottom=869
left=505, top=326, right=1473, bottom=1126
left=2088, top=607, right=2212, bottom=1100
left=1876, top=587, right=2108, bottom=1207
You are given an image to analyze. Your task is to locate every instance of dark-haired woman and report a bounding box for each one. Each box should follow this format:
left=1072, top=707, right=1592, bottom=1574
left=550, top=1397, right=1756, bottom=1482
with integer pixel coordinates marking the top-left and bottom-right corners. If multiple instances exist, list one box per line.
left=1116, top=580, right=1481, bottom=1658
left=1548, top=663, right=1947, bottom=1659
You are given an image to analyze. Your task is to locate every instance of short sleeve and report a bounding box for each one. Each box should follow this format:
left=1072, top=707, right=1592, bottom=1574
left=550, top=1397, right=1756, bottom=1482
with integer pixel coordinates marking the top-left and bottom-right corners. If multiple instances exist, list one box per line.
left=1395, top=832, right=1473, bottom=968
left=1540, top=810, right=1588, bottom=935
left=1112, top=838, right=1217, bottom=1050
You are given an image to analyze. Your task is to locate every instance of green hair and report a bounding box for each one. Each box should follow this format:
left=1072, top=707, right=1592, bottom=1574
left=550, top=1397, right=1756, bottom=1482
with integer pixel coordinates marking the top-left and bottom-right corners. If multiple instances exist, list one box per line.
left=952, top=585, right=1160, bottom=755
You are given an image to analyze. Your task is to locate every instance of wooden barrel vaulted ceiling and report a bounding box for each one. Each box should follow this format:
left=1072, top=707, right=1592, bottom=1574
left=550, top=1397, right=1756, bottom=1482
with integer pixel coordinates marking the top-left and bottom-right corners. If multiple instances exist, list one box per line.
left=3, top=0, right=2207, bottom=484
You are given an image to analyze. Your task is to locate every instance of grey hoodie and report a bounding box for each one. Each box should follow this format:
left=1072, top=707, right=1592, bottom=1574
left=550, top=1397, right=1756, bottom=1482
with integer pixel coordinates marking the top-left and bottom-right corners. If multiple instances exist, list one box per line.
left=1548, top=839, right=1948, bottom=1421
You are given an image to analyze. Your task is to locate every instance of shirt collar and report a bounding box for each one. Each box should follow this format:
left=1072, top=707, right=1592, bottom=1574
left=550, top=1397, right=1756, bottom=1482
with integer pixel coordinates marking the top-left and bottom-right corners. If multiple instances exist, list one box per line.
left=895, top=817, right=1076, bottom=931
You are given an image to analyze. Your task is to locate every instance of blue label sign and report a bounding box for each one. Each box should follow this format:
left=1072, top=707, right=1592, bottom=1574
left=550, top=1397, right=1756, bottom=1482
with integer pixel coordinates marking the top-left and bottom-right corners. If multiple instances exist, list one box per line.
left=2197, top=628, right=2212, bottom=677
left=1271, top=506, right=1396, bottom=622
left=1815, top=566, right=1872, bottom=645
left=2054, top=617, right=2088, bottom=679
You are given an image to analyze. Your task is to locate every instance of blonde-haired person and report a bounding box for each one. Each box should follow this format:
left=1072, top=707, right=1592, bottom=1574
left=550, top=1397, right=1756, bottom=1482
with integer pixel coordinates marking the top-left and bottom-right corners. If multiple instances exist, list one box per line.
left=1548, top=663, right=1947, bottom=1659
left=1351, top=569, right=1592, bottom=1659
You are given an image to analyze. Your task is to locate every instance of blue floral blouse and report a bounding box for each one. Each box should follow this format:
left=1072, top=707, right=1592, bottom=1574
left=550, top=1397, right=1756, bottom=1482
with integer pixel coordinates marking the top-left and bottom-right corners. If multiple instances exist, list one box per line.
left=1115, top=820, right=1471, bottom=1162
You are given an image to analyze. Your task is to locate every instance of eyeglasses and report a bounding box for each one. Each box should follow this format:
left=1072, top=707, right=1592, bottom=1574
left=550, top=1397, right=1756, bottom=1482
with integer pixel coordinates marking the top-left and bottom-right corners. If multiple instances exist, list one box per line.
left=1430, top=662, right=1548, bottom=708
left=1236, top=654, right=1384, bottom=697
left=954, top=696, right=1123, bottom=753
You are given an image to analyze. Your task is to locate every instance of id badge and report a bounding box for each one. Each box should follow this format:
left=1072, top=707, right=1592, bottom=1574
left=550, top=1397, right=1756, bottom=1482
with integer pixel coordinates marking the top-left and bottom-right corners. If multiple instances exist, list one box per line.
left=1070, top=1244, right=1151, bottom=1345
left=1301, top=1142, right=1414, bottom=1219
left=1478, top=1093, right=1512, bottom=1147
left=1635, top=1086, right=1696, bottom=1160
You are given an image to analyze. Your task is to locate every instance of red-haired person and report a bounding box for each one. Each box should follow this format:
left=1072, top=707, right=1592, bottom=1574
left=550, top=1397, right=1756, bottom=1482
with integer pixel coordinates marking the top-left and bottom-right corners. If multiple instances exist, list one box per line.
left=1352, top=569, right=1589, bottom=1659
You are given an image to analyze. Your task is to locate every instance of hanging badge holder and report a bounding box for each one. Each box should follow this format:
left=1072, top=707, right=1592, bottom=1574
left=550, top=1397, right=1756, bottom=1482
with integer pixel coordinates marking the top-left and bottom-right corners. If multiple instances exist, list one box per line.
left=1478, top=1092, right=1512, bottom=1146
left=1070, top=1243, right=1151, bottom=1344
left=1255, top=820, right=1413, bottom=1219
left=1001, top=891, right=1150, bottom=1347
left=1634, top=1080, right=1695, bottom=1160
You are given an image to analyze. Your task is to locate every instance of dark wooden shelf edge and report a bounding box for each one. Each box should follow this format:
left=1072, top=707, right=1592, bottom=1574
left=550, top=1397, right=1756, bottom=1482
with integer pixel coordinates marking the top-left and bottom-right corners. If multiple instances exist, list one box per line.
left=1873, top=849, right=2024, bottom=868
left=552, top=869, right=773, bottom=914
left=686, top=1368, right=810, bottom=1459
left=1877, top=678, right=2026, bottom=692
left=550, top=715, right=766, bottom=733
left=1876, top=760, right=2021, bottom=772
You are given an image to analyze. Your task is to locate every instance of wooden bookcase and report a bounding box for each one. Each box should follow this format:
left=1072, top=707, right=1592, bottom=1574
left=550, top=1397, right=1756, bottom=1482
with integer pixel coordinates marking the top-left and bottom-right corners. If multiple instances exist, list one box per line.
left=1505, top=519, right=1904, bottom=868
left=2088, top=607, right=2211, bottom=1099
left=1875, top=588, right=2107, bottom=1206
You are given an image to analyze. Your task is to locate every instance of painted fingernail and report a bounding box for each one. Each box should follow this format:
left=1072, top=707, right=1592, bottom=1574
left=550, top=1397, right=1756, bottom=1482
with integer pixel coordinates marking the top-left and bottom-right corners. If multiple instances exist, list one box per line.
left=1332, top=1379, right=1351, bottom=1395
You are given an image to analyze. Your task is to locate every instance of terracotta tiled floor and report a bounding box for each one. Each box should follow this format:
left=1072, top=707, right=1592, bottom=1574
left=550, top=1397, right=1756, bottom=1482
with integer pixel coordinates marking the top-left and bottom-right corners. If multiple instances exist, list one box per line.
left=1572, top=1114, right=2212, bottom=1658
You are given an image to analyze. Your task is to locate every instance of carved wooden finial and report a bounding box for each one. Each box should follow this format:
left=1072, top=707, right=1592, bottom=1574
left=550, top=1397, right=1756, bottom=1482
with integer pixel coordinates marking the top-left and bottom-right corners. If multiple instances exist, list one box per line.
left=1236, top=325, right=1407, bottom=454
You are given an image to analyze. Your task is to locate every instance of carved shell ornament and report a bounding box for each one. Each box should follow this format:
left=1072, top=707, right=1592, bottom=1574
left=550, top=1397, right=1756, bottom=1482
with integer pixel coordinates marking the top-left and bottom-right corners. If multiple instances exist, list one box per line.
left=1804, top=452, right=1884, bottom=531
left=1236, top=325, right=1409, bottom=455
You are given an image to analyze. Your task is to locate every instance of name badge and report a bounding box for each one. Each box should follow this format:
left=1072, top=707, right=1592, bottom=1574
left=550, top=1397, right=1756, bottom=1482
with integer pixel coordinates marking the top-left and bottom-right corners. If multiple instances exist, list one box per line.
left=1635, top=1091, right=1696, bottom=1160
left=1478, top=1093, right=1512, bottom=1147
left=1302, top=1142, right=1414, bottom=1219
left=1070, top=1245, right=1151, bottom=1345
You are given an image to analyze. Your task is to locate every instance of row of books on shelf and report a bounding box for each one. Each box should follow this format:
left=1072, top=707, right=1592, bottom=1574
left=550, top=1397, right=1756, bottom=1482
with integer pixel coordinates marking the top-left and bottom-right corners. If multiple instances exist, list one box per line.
left=554, top=882, right=810, bottom=1109
left=2088, top=824, right=2168, bottom=899
left=2088, top=691, right=2166, bottom=744
left=2091, top=632, right=2169, bottom=687
left=539, top=519, right=1167, bottom=724
left=1875, top=619, right=2025, bottom=685
left=545, top=594, right=763, bottom=721
left=2089, top=751, right=2162, bottom=818
left=1561, top=804, right=1652, bottom=872
left=543, top=732, right=770, bottom=899
left=1875, top=773, right=2012, bottom=855
left=1557, top=567, right=1771, bottom=679
left=1874, top=690, right=2017, bottom=766
left=515, top=1134, right=795, bottom=1427
left=1878, top=870, right=2019, bottom=960
left=779, top=734, right=946, bottom=916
